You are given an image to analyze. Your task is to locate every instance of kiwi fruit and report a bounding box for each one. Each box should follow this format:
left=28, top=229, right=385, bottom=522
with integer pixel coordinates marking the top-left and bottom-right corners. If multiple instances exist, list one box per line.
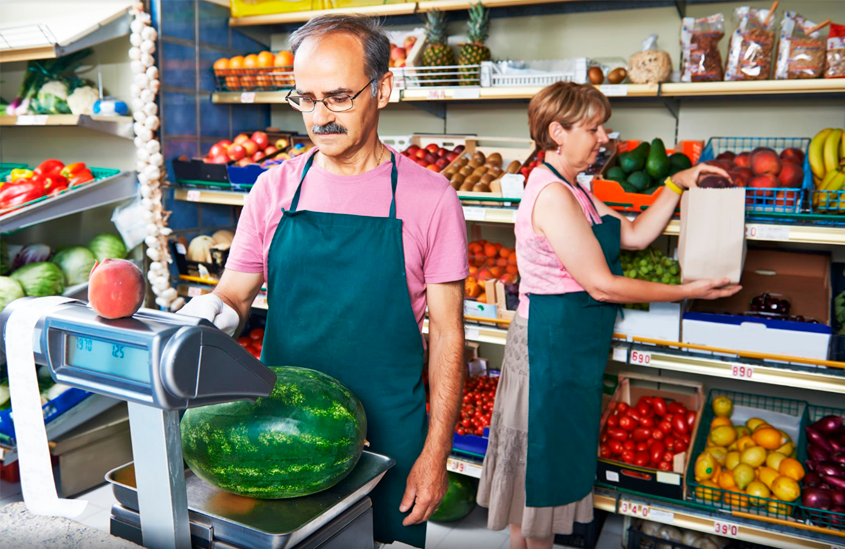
left=473, top=166, right=488, bottom=176
left=489, top=167, right=503, bottom=178
left=480, top=173, right=495, bottom=184
left=472, top=183, right=490, bottom=193
left=459, top=166, right=474, bottom=176
left=467, top=160, right=481, bottom=169
left=450, top=180, right=462, bottom=191
left=487, top=152, right=503, bottom=165
left=459, top=181, right=476, bottom=191
left=443, top=167, right=457, bottom=177
left=450, top=175, right=465, bottom=186
left=472, top=152, right=486, bottom=164
left=464, top=174, right=481, bottom=186
left=506, top=160, right=521, bottom=174
left=455, top=158, right=468, bottom=168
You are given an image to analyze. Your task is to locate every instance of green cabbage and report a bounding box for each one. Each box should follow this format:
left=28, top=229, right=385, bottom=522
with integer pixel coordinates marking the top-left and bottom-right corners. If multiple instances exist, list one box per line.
left=51, top=246, right=96, bottom=285
left=10, top=262, right=65, bottom=297
left=88, top=234, right=127, bottom=262
left=0, top=276, right=25, bottom=312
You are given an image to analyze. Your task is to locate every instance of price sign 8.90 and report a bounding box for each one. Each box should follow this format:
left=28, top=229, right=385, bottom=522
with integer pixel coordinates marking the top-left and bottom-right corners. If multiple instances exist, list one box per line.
left=630, top=351, right=652, bottom=365
left=731, top=365, right=753, bottom=380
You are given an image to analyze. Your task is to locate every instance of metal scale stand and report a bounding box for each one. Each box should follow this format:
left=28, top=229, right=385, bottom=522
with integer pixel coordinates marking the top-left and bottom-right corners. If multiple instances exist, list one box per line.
left=0, top=298, right=392, bottom=549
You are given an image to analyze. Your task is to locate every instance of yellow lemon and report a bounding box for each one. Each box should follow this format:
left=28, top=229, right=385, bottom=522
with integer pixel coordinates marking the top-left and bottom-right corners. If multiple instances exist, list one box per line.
left=705, top=446, right=728, bottom=465
left=771, top=476, right=800, bottom=502
left=778, top=458, right=805, bottom=482
left=774, top=441, right=795, bottom=456
left=695, top=480, right=721, bottom=504
left=768, top=499, right=791, bottom=516
left=710, top=425, right=737, bottom=447
left=740, top=446, right=767, bottom=468
left=754, top=423, right=774, bottom=433
left=757, top=466, right=780, bottom=489
left=736, top=435, right=756, bottom=452
left=746, top=480, right=771, bottom=506
left=713, top=396, right=734, bottom=418
left=711, top=416, right=733, bottom=430
left=746, top=418, right=766, bottom=431
left=727, top=441, right=738, bottom=452
left=695, top=453, right=717, bottom=481
left=734, top=425, right=751, bottom=438
left=766, top=451, right=787, bottom=471
left=733, top=463, right=756, bottom=490
left=725, top=451, right=741, bottom=471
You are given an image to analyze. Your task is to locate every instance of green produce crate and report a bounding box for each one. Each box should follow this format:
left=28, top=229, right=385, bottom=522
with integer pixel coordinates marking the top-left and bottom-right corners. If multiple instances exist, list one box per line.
left=799, top=404, right=845, bottom=532
left=685, top=388, right=809, bottom=520
left=0, top=167, right=123, bottom=214
left=0, top=163, right=29, bottom=182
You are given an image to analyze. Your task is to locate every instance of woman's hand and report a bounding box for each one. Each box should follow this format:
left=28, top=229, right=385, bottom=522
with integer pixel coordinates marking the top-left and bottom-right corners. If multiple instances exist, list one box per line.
left=681, top=278, right=742, bottom=300
left=671, top=163, right=732, bottom=189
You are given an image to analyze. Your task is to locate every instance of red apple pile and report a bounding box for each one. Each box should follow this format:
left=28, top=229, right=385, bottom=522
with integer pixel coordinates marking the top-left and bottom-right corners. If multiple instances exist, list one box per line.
left=600, top=396, right=695, bottom=471
left=204, top=131, right=284, bottom=167
left=389, top=36, right=417, bottom=69
left=402, top=143, right=464, bottom=173
left=704, top=147, right=805, bottom=205
left=456, top=374, right=498, bottom=437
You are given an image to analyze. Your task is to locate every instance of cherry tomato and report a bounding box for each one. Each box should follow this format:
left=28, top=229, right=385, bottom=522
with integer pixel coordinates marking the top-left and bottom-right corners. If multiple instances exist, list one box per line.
left=457, top=428, right=466, bottom=435
left=658, top=421, right=673, bottom=435
left=664, top=437, right=675, bottom=452
left=617, top=402, right=629, bottom=414
left=650, top=441, right=665, bottom=465
left=608, top=440, right=623, bottom=455
left=686, top=410, right=697, bottom=429
left=663, top=452, right=674, bottom=463
left=626, top=409, right=642, bottom=423
left=668, top=402, right=686, bottom=415
left=599, top=444, right=611, bottom=459
left=636, top=442, right=648, bottom=452
left=249, top=328, right=264, bottom=340
left=623, top=440, right=636, bottom=451
left=237, top=336, right=251, bottom=347
left=632, top=427, right=652, bottom=442
left=652, top=397, right=667, bottom=416
left=652, top=429, right=664, bottom=441
left=462, top=419, right=470, bottom=427
left=646, top=438, right=655, bottom=448
left=618, top=416, right=636, bottom=432
left=641, top=396, right=654, bottom=406
left=606, top=427, right=628, bottom=441
left=607, top=415, right=619, bottom=428
left=674, top=439, right=688, bottom=453
left=636, top=402, right=651, bottom=418
left=680, top=433, right=691, bottom=445
left=658, top=461, right=672, bottom=471
left=634, top=452, right=650, bottom=467
left=621, top=450, right=636, bottom=464
left=640, top=416, right=654, bottom=428
left=475, top=428, right=484, bottom=436
left=672, top=415, right=688, bottom=435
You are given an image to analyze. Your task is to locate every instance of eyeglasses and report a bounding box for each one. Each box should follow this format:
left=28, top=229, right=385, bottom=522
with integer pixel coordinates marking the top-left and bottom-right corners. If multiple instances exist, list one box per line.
left=286, top=78, right=376, bottom=113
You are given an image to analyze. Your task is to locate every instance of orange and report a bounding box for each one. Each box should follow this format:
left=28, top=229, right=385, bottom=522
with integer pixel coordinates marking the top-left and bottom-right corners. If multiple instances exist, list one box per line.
left=244, top=54, right=259, bottom=67
left=496, top=258, right=508, bottom=267
left=752, top=427, right=782, bottom=450
left=499, top=273, right=515, bottom=285
left=242, top=54, right=259, bottom=89
left=213, top=58, right=229, bottom=71
left=494, top=243, right=503, bottom=250
left=499, top=248, right=511, bottom=259
left=476, top=292, right=487, bottom=303
left=478, top=269, right=494, bottom=280
left=508, top=253, right=518, bottom=266
left=695, top=480, right=721, bottom=504
left=484, top=243, right=498, bottom=258
left=229, top=56, right=245, bottom=69
left=275, top=50, right=294, bottom=67
left=711, top=417, right=732, bottom=430
left=465, top=278, right=481, bottom=298
left=257, top=51, right=275, bottom=67
left=468, top=266, right=478, bottom=276
left=489, top=267, right=503, bottom=278
left=717, top=470, right=736, bottom=490
left=506, top=265, right=519, bottom=275
left=778, top=458, right=805, bottom=482
left=469, top=242, right=482, bottom=254
left=724, top=488, right=749, bottom=510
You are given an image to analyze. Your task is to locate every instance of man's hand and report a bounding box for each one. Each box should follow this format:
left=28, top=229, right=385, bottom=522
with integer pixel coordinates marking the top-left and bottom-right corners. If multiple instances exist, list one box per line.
left=399, top=451, right=448, bottom=525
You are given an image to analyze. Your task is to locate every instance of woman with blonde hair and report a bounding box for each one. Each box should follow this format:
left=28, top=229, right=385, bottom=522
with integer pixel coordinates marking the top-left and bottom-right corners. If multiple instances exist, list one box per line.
left=477, top=82, right=740, bottom=549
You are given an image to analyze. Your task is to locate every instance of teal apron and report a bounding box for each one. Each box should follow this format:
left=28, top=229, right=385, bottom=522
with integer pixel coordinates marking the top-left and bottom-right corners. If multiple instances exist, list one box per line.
left=525, top=163, right=622, bottom=508
left=261, top=151, right=427, bottom=548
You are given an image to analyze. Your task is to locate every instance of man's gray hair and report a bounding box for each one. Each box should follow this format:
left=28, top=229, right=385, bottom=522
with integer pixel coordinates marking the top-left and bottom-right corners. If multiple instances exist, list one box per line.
left=289, top=15, right=390, bottom=97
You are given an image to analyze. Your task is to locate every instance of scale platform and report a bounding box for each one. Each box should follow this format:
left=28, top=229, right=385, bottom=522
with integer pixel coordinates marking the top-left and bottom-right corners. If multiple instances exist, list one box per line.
left=106, top=451, right=393, bottom=549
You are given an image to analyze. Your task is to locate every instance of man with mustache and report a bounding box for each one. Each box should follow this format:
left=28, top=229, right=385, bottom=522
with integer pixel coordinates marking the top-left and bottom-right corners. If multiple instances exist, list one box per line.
left=177, top=14, right=469, bottom=549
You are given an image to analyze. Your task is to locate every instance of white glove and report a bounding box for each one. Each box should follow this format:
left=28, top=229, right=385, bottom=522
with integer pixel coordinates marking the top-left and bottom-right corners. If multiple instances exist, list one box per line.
left=177, top=293, right=240, bottom=336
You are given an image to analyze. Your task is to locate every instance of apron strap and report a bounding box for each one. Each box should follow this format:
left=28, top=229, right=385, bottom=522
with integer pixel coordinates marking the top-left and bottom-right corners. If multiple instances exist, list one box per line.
left=542, top=161, right=601, bottom=224
left=288, top=148, right=399, bottom=220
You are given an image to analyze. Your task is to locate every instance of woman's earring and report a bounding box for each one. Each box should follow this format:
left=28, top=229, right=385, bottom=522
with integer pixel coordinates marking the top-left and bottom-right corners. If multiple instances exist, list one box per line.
left=557, top=144, right=561, bottom=155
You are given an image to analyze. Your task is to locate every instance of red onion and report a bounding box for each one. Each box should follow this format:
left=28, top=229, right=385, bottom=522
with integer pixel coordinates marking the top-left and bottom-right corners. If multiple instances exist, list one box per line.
left=817, top=462, right=845, bottom=478
left=808, top=444, right=830, bottom=462
left=830, top=436, right=845, bottom=453
left=826, top=475, right=845, bottom=491
left=832, top=490, right=845, bottom=507
left=805, top=471, right=823, bottom=488
left=830, top=506, right=845, bottom=528
left=812, top=415, right=843, bottom=434
left=806, top=460, right=817, bottom=471
left=806, top=426, right=834, bottom=453
left=832, top=452, right=845, bottom=466
left=803, top=488, right=832, bottom=510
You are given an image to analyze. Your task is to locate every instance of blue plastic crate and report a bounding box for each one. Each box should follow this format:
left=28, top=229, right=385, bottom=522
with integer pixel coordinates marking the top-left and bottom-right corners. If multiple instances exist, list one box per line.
left=452, top=426, right=489, bottom=457
left=226, top=164, right=264, bottom=190
left=0, top=388, right=92, bottom=441
left=699, top=137, right=812, bottom=214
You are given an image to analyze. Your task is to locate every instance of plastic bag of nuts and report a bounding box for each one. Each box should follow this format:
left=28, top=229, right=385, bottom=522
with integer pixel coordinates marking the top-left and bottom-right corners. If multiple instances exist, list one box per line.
left=776, top=11, right=826, bottom=79
left=680, top=13, right=725, bottom=82
left=826, top=23, right=845, bottom=78
left=725, top=6, right=777, bottom=81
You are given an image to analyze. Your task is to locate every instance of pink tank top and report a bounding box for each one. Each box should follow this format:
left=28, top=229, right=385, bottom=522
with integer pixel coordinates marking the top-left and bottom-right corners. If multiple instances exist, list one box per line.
left=515, top=167, right=603, bottom=319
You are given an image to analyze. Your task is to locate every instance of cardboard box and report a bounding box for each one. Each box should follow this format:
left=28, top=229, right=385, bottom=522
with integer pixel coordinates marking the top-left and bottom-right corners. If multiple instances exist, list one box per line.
left=683, top=249, right=832, bottom=361
left=444, top=137, right=535, bottom=199
left=597, top=371, right=704, bottom=501
left=614, top=303, right=682, bottom=342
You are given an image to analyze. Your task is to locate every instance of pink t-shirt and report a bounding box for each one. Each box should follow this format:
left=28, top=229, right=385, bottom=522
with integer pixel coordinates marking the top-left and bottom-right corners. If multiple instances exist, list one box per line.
left=515, top=167, right=603, bottom=319
left=226, top=146, right=469, bottom=331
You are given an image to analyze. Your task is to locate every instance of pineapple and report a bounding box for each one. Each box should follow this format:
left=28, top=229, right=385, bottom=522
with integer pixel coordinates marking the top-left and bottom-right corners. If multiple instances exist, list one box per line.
left=457, top=2, right=491, bottom=86
left=421, top=10, right=455, bottom=86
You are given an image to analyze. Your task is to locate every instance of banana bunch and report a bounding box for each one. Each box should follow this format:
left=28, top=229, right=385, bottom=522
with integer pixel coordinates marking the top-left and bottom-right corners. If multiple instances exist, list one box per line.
left=810, top=128, right=845, bottom=212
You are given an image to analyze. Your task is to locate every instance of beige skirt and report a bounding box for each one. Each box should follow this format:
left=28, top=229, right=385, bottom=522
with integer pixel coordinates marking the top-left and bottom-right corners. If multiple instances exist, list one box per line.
left=477, top=314, right=593, bottom=540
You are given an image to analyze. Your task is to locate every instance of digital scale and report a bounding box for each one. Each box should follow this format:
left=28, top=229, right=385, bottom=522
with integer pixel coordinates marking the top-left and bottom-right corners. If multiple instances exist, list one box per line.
left=0, top=298, right=393, bottom=549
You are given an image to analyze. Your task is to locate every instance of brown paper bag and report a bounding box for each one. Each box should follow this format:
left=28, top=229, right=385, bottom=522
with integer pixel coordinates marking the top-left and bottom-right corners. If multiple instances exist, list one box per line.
left=678, top=187, right=746, bottom=284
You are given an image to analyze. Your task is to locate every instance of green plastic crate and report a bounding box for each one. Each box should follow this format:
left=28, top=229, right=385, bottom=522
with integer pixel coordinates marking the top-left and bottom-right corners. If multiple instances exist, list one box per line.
left=685, top=388, right=810, bottom=520
left=800, top=404, right=845, bottom=532
left=0, top=167, right=123, bottom=213
left=0, top=163, right=29, bottom=183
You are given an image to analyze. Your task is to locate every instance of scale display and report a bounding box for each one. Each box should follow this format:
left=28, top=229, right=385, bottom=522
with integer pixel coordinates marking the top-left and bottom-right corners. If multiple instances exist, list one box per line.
left=65, top=334, right=151, bottom=385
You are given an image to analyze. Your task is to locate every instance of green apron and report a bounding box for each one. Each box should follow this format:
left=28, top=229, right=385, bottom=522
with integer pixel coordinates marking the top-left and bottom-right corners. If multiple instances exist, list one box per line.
left=261, top=151, right=427, bottom=548
left=525, top=163, right=622, bottom=508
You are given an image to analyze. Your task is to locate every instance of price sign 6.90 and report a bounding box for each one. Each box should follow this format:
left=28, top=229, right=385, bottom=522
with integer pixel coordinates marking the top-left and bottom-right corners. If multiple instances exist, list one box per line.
left=630, top=351, right=652, bottom=365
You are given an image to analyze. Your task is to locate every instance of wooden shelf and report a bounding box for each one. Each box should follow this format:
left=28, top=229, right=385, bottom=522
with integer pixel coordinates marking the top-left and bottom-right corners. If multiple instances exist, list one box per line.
left=422, top=318, right=508, bottom=345
left=661, top=78, right=845, bottom=97
left=0, top=114, right=134, bottom=138
left=418, top=0, right=576, bottom=12
left=228, top=2, right=416, bottom=26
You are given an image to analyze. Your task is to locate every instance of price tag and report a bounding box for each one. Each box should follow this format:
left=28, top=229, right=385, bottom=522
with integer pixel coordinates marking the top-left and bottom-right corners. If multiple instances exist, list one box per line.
left=630, top=350, right=652, bottom=366
left=745, top=224, right=790, bottom=241
left=253, top=294, right=267, bottom=309
left=16, top=115, right=49, bottom=125
left=452, top=88, right=481, bottom=100
left=714, top=520, right=739, bottom=538
left=426, top=90, right=445, bottom=100
left=463, top=207, right=486, bottom=221
left=612, top=347, right=628, bottom=363
left=500, top=173, right=525, bottom=199
left=240, top=92, right=255, bottom=103
left=731, top=365, right=753, bottom=380
left=465, top=327, right=480, bottom=341
left=447, top=457, right=482, bottom=478
left=619, top=501, right=650, bottom=519
left=599, top=85, right=628, bottom=97
left=186, top=190, right=201, bottom=202
left=187, top=287, right=203, bottom=297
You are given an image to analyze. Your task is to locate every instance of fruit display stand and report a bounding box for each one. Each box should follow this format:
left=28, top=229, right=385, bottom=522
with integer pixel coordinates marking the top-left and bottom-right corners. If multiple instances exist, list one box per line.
left=443, top=136, right=534, bottom=199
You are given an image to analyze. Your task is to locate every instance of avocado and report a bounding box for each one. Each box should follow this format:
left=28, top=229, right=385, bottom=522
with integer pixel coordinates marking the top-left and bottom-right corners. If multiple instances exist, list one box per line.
left=618, top=142, right=650, bottom=174
left=646, top=138, right=670, bottom=180
left=669, top=152, right=692, bottom=171
left=606, top=166, right=627, bottom=183
left=626, top=171, right=651, bottom=192
left=620, top=181, right=638, bottom=194
left=644, top=185, right=662, bottom=195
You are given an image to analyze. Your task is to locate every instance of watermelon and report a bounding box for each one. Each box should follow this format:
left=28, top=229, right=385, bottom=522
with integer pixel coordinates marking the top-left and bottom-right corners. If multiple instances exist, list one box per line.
left=429, top=472, right=478, bottom=522
left=181, top=366, right=367, bottom=499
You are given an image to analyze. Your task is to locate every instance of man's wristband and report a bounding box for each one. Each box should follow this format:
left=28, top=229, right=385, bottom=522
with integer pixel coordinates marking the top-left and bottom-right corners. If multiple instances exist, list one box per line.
left=665, top=177, right=684, bottom=195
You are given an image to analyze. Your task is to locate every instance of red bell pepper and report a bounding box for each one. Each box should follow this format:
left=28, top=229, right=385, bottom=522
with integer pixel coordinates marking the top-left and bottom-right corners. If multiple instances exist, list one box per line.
left=48, top=185, right=68, bottom=197
left=60, top=162, right=87, bottom=180
left=68, top=169, right=94, bottom=187
left=0, top=179, right=47, bottom=210
left=32, top=173, right=69, bottom=192
left=34, top=159, right=65, bottom=176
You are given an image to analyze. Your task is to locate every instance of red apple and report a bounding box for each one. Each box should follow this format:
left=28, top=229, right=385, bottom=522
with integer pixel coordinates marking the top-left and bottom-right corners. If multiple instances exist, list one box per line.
left=416, top=159, right=429, bottom=168
left=717, top=151, right=736, bottom=163
left=437, top=147, right=448, bottom=157
left=407, top=145, right=421, bottom=156
left=233, top=133, right=250, bottom=145
left=252, top=151, right=266, bottom=163
left=751, top=149, right=781, bottom=176
left=391, top=47, right=406, bottom=61
left=236, top=158, right=251, bottom=167
left=415, top=149, right=428, bottom=160
left=402, top=151, right=411, bottom=157
left=394, top=60, right=406, bottom=68
left=780, top=147, right=805, bottom=164
left=264, top=146, right=278, bottom=156
left=425, top=143, right=439, bottom=153
left=734, top=152, right=751, bottom=168
left=731, top=167, right=753, bottom=187
left=435, top=158, right=450, bottom=169
left=242, top=139, right=259, bottom=156
left=209, top=142, right=230, bottom=157
left=228, top=144, right=246, bottom=161
left=778, top=162, right=804, bottom=188
left=404, top=36, right=417, bottom=51
left=210, top=153, right=229, bottom=164
left=453, top=145, right=465, bottom=154
left=426, top=164, right=439, bottom=172
left=424, top=153, right=438, bottom=165
left=251, top=131, right=269, bottom=149
left=446, top=152, right=459, bottom=162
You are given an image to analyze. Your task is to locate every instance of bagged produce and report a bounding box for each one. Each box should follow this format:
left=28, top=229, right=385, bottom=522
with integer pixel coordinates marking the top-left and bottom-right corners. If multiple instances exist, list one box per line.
left=776, top=12, right=827, bottom=80
left=681, top=13, right=725, bottom=82
left=678, top=188, right=746, bottom=284
left=628, top=34, right=672, bottom=84
left=725, top=6, right=777, bottom=81
left=826, top=23, right=845, bottom=78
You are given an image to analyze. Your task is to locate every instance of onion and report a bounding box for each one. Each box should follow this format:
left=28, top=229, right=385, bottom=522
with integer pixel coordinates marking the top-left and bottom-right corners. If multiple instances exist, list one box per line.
left=806, top=426, right=834, bottom=453
left=831, top=507, right=845, bottom=528
left=808, top=444, right=830, bottom=462
left=813, top=415, right=844, bottom=434
left=832, top=452, right=845, bottom=466
left=803, top=487, right=832, bottom=510
left=806, top=460, right=817, bottom=471
left=818, top=462, right=845, bottom=478
left=832, top=490, right=845, bottom=507
left=805, top=471, right=823, bottom=487
left=826, top=475, right=845, bottom=491
left=830, top=436, right=845, bottom=453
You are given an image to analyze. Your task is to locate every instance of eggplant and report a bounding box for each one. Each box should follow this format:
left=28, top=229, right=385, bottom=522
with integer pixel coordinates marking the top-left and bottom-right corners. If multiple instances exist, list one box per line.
left=806, top=426, right=835, bottom=453
left=832, top=452, right=845, bottom=466
left=818, top=462, right=845, bottom=478
left=832, top=489, right=845, bottom=507
left=804, top=471, right=823, bottom=488
left=803, top=487, right=832, bottom=510
left=808, top=444, right=830, bottom=462
left=812, top=415, right=843, bottom=434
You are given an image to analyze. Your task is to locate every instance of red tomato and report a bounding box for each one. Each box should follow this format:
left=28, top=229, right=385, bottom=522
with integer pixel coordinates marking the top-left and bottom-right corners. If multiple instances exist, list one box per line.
left=680, top=433, right=691, bottom=444
left=636, top=402, right=651, bottom=418
left=632, top=427, right=652, bottom=442
left=674, top=439, right=688, bottom=453
left=652, top=397, right=667, bottom=416
left=651, top=441, right=665, bottom=465
left=249, top=328, right=264, bottom=340
left=599, top=444, right=611, bottom=459
left=664, top=437, right=675, bottom=452
left=626, top=409, right=642, bottom=423
left=672, top=415, right=688, bottom=435
left=658, top=461, right=672, bottom=471
left=686, top=410, right=697, bottom=429
left=658, top=421, right=673, bottom=435
left=608, top=440, right=623, bottom=455
left=636, top=442, right=648, bottom=452
left=475, top=428, right=483, bottom=436
left=618, top=416, right=636, bottom=432
left=607, top=427, right=628, bottom=441
left=634, top=452, right=650, bottom=467
left=457, top=428, right=466, bottom=435
left=623, top=440, right=636, bottom=451
left=617, top=402, right=629, bottom=414
left=668, top=402, right=686, bottom=415
left=237, top=336, right=251, bottom=347
left=663, top=452, right=674, bottom=463
left=607, top=415, right=619, bottom=428
left=251, top=343, right=262, bottom=354
left=462, top=419, right=470, bottom=427
left=621, top=450, right=636, bottom=464
left=652, top=428, right=664, bottom=441
left=646, top=438, right=655, bottom=448
left=640, top=396, right=654, bottom=406
left=640, top=416, right=654, bottom=428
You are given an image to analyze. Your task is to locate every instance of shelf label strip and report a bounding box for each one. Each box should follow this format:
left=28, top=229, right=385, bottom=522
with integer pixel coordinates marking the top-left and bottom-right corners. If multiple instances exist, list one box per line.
left=746, top=224, right=790, bottom=241
left=714, top=520, right=739, bottom=538
left=447, top=457, right=482, bottom=478
left=16, top=115, right=48, bottom=125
